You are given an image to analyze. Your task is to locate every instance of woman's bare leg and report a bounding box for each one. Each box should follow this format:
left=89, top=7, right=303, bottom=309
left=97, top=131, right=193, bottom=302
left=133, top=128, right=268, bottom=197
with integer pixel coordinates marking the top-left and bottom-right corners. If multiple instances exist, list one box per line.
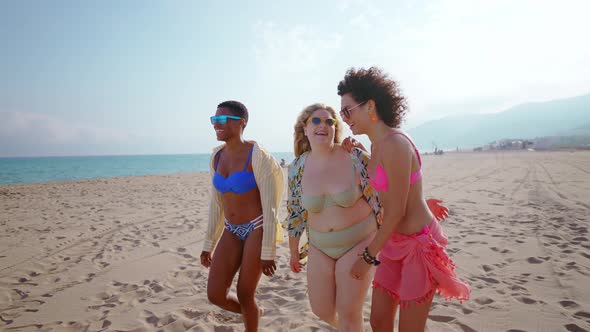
left=307, top=244, right=338, bottom=327
left=370, top=287, right=399, bottom=332
left=334, top=233, right=375, bottom=331
left=236, top=227, right=264, bottom=331
left=207, top=229, right=243, bottom=313
left=398, top=295, right=433, bottom=332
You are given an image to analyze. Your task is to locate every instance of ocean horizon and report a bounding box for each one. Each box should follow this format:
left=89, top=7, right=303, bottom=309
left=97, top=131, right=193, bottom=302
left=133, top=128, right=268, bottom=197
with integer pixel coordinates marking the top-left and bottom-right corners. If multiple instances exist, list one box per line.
left=0, top=152, right=296, bottom=186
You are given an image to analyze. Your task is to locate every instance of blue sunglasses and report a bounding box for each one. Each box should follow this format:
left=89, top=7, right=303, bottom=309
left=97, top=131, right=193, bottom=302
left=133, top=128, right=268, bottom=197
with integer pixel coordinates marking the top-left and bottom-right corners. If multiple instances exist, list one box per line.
left=210, top=115, right=242, bottom=125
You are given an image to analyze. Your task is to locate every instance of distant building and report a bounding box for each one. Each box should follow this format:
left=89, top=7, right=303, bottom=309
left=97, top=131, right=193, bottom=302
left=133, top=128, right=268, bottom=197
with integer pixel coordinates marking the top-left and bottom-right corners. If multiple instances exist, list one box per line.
left=474, top=136, right=590, bottom=151
left=474, top=139, right=534, bottom=151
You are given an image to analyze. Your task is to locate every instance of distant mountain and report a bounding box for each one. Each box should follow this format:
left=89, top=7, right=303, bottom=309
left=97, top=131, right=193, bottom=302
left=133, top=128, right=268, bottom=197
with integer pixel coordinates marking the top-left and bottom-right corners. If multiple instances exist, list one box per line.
left=407, top=93, right=590, bottom=151
left=557, top=123, right=590, bottom=136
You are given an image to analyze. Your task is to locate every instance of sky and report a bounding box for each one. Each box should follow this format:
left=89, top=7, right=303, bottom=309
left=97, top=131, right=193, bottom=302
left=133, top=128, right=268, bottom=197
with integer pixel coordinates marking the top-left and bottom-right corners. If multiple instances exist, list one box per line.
left=1, top=0, right=589, bottom=157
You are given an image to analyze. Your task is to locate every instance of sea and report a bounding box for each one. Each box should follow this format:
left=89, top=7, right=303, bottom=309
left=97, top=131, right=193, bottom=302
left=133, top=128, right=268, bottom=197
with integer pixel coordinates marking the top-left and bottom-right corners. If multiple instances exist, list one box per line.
left=0, top=153, right=295, bottom=186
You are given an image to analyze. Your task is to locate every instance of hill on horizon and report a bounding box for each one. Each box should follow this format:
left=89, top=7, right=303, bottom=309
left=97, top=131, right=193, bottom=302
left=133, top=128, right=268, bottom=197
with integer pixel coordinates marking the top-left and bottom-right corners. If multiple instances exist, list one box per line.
left=407, top=93, right=590, bottom=151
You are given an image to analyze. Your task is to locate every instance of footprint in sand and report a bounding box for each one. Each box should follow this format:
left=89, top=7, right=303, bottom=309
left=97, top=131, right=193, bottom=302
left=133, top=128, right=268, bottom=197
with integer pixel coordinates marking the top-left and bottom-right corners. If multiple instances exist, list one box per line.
left=475, top=297, right=494, bottom=305
left=13, top=288, right=28, bottom=299
left=516, top=296, right=537, bottom=304
left=456, top=322, right=478, bottom=332
left=543, top=234, right=562, bottom=240
left=565, top=324, right=587, bottom=332
left=527, top=257, right=543, bottom=264
left=428, top=315, right=455, bottom=322
left=574, top=311, right=590, bottom=319
left=149, top=282, right=164, bottom=293
left=101, top=320, right=112, bottom=329
left=142, top=313, right=160, bottom=327
left=559, top=300, right=579, bottom=309
left=182, top=308, right=207, bottom=320
left=477, top=276, right=500, bottom=284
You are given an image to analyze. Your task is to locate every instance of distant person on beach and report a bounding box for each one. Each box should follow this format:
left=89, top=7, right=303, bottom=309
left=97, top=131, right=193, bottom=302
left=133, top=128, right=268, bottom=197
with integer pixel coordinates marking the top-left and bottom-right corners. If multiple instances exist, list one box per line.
left=201, top=101, right=284, bottom=331
left=280, top=158, right=286, bottom=168
left=338, top=67, right=470, bottom=331
left=285, top=103, right=449, bottom=331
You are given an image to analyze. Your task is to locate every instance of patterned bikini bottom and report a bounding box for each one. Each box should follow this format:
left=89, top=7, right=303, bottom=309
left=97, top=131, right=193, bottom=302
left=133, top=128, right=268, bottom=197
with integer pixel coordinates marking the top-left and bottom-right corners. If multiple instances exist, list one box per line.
left=224, top=214, right=263, bottom=240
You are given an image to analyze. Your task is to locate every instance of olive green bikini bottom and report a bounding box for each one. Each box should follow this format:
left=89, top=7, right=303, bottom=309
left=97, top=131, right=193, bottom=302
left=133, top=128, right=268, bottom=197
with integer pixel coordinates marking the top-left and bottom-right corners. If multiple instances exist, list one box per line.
left=309, top=213, right=377, bottom=259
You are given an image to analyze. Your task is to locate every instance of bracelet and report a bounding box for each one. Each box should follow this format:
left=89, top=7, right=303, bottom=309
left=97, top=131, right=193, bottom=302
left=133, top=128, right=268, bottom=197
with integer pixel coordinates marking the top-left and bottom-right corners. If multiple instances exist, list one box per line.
left=360, top=247, right=381, bottom=266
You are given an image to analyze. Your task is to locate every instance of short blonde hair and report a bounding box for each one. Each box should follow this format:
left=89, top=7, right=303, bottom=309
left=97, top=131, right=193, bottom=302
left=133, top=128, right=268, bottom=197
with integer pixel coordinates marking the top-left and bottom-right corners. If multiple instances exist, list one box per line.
left=293, top=103, right=343, bottom=157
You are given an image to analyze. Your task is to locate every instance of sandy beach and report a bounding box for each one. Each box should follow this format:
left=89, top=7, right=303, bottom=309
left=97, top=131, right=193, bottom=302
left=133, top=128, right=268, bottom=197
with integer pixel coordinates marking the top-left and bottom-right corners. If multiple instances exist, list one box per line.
left=1, top=150, right=589, bottom=331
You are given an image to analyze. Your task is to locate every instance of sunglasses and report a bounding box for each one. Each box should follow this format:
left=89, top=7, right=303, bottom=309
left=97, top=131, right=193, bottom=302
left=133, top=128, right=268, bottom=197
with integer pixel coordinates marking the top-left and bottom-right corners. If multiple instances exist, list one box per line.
left=307, top=116, right=337, bottom=126
left=210, top=115, right=242, bottom=125
left=339, top=101, right=366, bottom=119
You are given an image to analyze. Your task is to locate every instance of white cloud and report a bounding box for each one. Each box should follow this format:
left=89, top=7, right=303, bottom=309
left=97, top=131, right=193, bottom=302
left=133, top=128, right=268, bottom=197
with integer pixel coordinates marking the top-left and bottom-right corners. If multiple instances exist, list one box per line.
left=367, top=0, right=590, bottom=125
left=248, top=0, right=590, bottom=136
left=0, top=112, right=130, bottom=145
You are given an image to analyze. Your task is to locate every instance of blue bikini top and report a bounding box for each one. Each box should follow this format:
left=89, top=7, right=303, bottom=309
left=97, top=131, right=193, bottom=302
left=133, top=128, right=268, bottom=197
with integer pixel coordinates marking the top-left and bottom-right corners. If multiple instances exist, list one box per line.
left=213, top=146, right=257, bottom=194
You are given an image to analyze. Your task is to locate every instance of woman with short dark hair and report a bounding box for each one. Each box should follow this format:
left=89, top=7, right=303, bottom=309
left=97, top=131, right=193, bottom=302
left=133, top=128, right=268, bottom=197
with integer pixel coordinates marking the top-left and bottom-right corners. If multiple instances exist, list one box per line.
left=201, top=100, right=284, bottom=331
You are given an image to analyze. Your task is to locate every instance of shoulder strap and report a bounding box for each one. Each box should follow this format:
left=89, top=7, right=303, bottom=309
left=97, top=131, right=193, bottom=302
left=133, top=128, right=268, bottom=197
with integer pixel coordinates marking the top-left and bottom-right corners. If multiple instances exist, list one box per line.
left=382, top=131, right=422, bottom=167
left=349, top=153, right=358, bottom=183
left=214, top=149, right=222, bottom=171
left=243, top=145, right=254, bottom=171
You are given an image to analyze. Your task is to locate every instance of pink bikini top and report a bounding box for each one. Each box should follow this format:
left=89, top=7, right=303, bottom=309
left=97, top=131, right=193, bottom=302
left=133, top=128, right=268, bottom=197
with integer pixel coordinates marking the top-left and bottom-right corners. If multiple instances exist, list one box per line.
left=369, top=132, right=422, bottom=192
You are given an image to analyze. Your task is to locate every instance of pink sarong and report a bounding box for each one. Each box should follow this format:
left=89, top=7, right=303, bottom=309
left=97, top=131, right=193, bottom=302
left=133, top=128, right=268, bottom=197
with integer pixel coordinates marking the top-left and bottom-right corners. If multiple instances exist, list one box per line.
left=373, top=220, right=470, bottom=308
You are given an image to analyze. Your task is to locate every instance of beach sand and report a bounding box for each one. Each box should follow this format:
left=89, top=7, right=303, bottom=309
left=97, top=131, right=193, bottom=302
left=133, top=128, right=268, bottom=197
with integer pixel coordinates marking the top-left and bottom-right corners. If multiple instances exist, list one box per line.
left=1, top=150, right=589, bottom=331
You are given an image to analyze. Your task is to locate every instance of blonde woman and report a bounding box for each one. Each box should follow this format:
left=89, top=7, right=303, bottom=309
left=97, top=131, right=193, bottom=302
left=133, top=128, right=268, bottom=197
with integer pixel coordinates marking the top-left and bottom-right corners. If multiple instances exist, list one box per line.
left=285, top=103, right=382, bottom=331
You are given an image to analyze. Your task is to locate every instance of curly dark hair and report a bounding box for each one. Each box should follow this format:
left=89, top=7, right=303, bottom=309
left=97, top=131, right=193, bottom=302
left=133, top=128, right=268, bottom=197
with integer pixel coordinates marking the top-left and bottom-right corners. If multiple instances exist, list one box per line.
left=218, top=100, right=248, bottom=128
left=337, top=67, right=408, bottom=128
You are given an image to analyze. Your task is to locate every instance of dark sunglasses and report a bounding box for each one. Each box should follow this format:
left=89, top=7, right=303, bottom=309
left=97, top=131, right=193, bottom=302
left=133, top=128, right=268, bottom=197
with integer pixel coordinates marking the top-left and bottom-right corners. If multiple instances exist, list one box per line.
left=210, top=115, right=241, bottom=125
left=307, top=116, right=337, bottom=126
left=339, top=101, right=366, bottom=119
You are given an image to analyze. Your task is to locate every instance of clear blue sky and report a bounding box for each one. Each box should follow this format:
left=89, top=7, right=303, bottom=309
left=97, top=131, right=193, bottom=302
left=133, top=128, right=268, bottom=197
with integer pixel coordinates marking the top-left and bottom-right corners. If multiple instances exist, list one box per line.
left=1, top=0, right=589, bottom=156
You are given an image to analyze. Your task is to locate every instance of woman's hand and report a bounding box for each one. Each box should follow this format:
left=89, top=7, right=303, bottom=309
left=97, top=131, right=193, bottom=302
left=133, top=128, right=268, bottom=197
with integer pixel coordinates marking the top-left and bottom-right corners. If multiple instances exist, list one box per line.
left=289, top=254, right=303, bottom=273
left=200, top=251, right=212, bottom=268
left=350, top=257, right=371, bottom=280
left=261, top=260, right=277, bottom=276
left=342, top=136, right=367, bottom=153
left=426, top=198, right=449, bottom=221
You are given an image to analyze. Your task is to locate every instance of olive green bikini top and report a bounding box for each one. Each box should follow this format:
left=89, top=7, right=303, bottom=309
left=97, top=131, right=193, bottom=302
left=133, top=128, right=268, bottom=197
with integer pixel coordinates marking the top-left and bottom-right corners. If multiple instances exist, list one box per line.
left=301, top=159, right=362, bottom=213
